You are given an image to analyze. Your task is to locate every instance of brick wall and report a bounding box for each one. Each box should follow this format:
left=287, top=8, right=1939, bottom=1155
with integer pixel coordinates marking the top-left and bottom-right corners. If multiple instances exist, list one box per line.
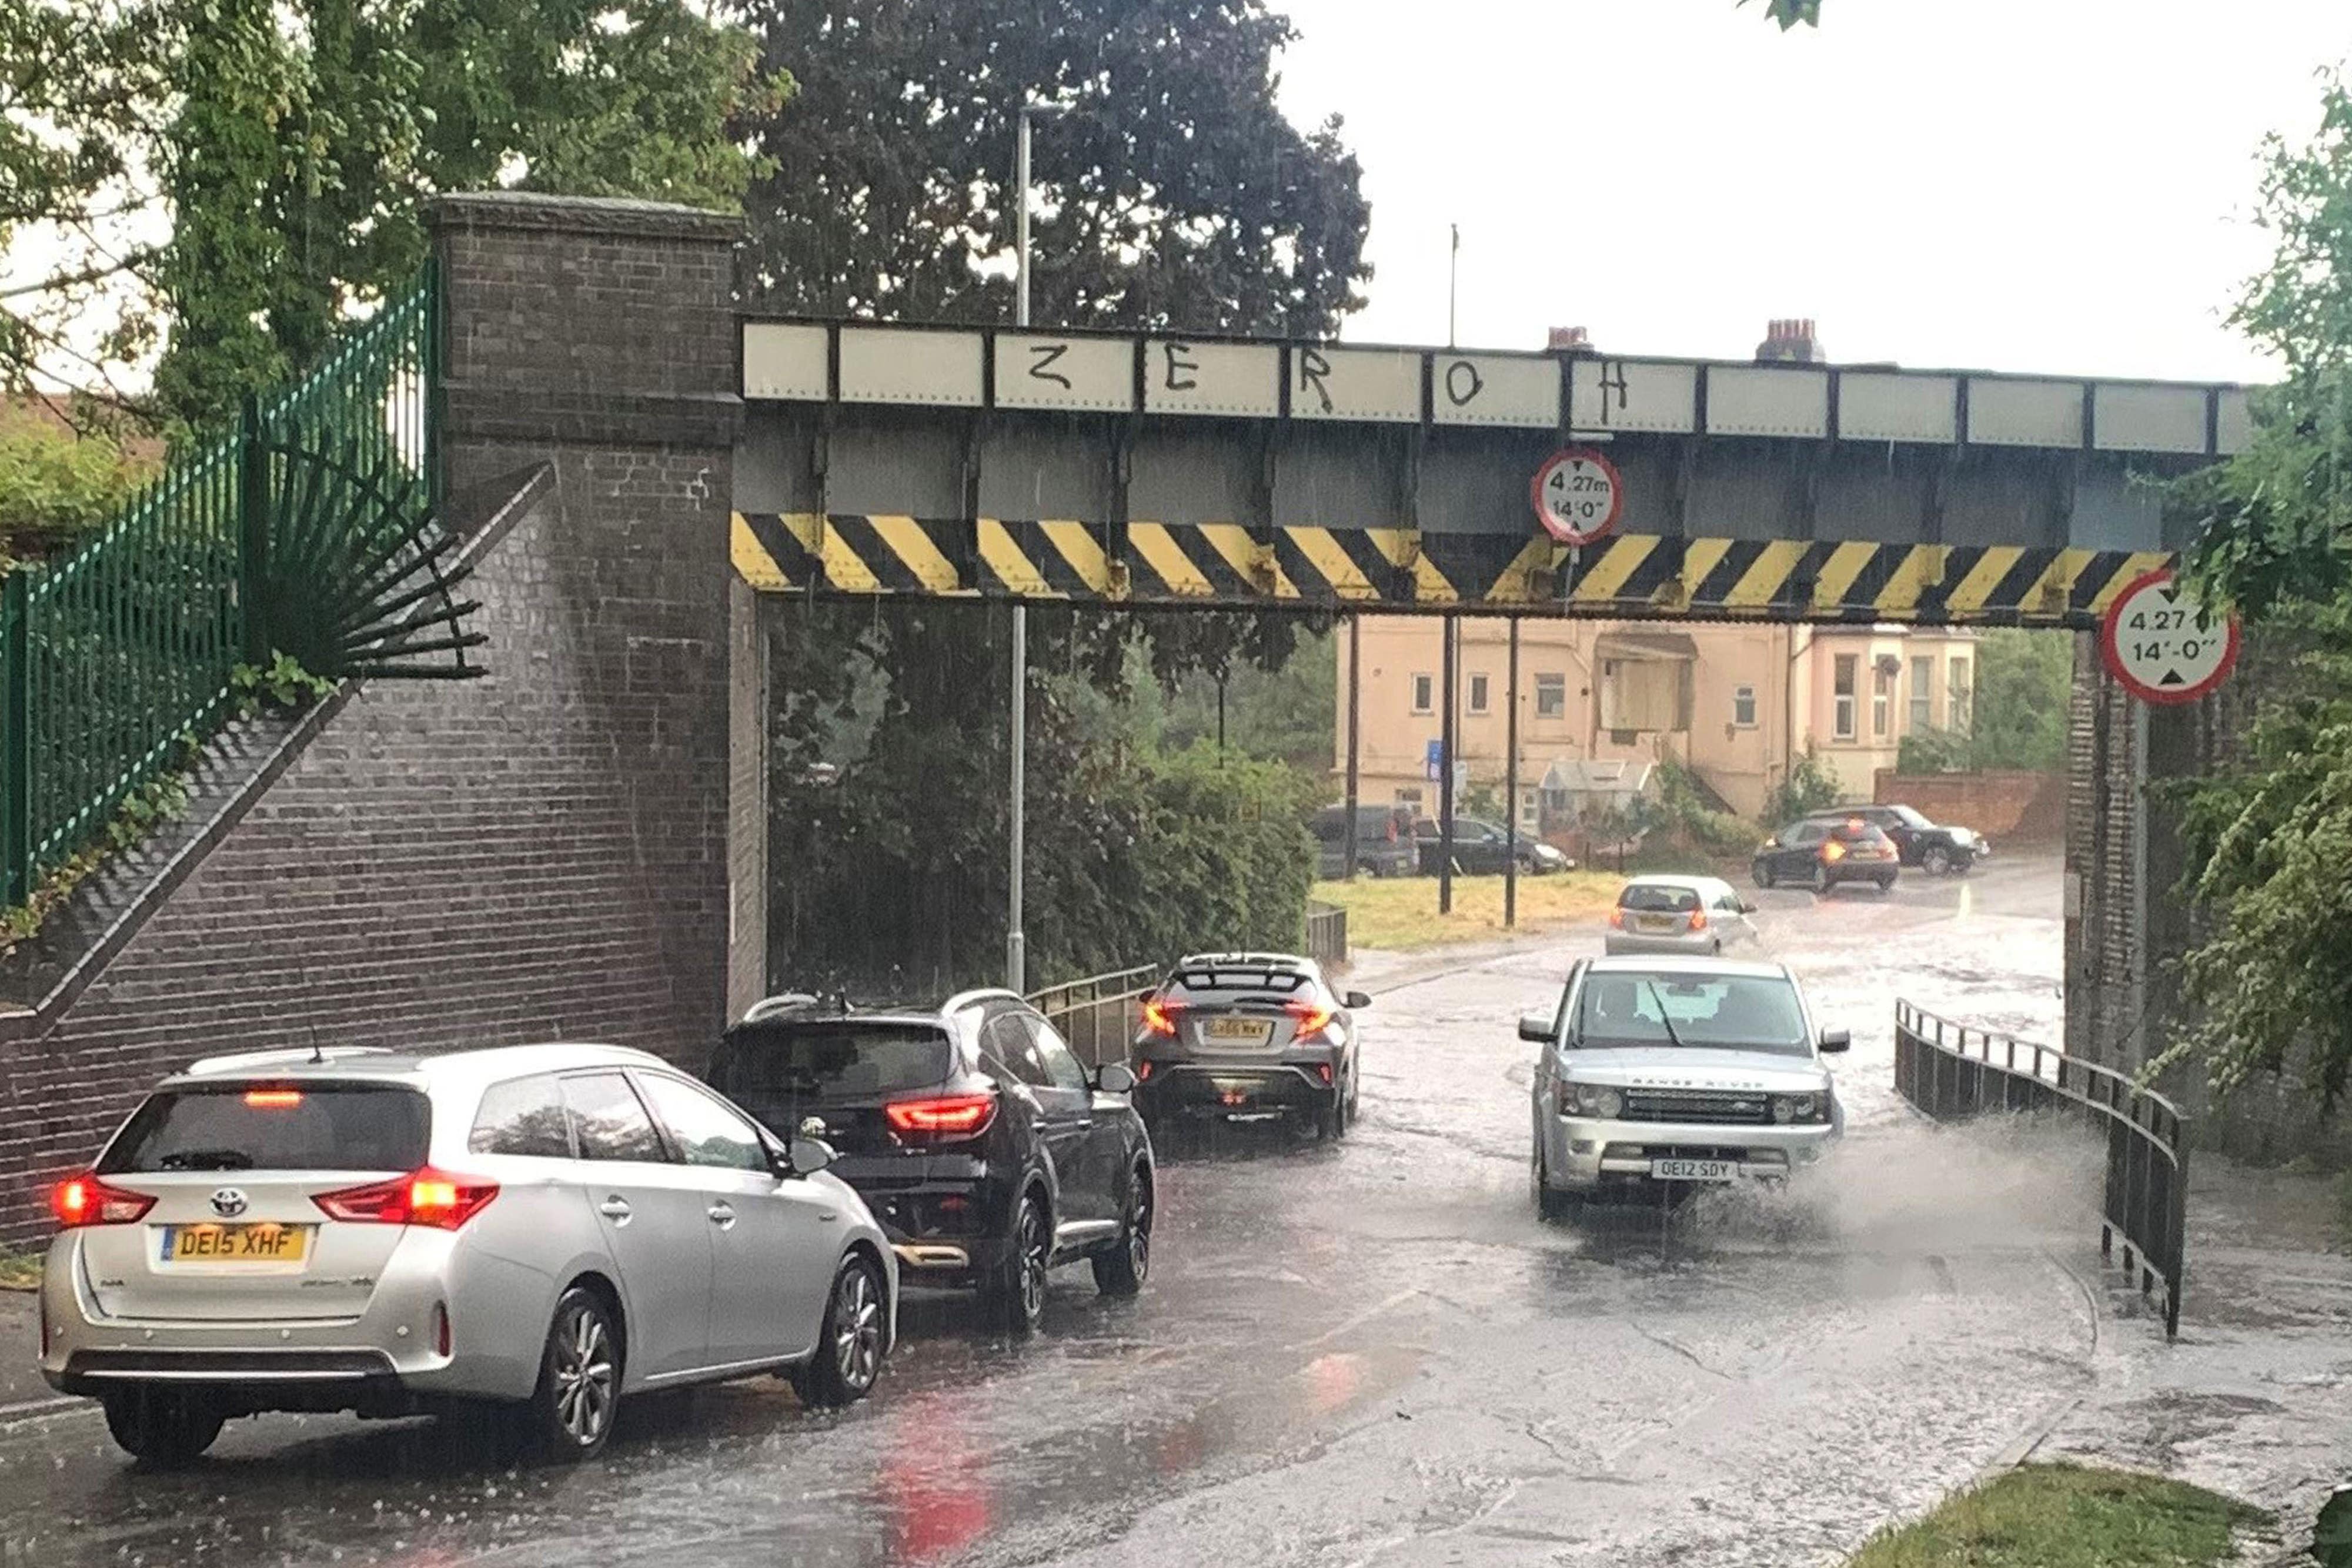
left=1870, top=768, right=2064, bottom=842
left=2063, top=633, right=2143, bottom=1073
left=0, top=194, right=742, bottom=1239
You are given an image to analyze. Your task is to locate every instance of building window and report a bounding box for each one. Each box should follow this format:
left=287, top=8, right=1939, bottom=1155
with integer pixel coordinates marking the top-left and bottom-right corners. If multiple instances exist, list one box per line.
left=1872, top=663, right=1892, bottom=738
left=1535, top=673, right=1566, bottom=718
left=1411, top=673, right=1434, bottom=715
left=1949, top=656, right=1974, bottom=734
left=1732, top=685, right=1758, bottom=728
left=1396, top=787, right=1423, bottom=807
left=1467, top=673, right=1490, bottom=715
left=1909, top=655, right=1933, bottom=731
left=1518, top=788, right=1540, bottom=830
left=1832, top=654, right=1857, bottom=741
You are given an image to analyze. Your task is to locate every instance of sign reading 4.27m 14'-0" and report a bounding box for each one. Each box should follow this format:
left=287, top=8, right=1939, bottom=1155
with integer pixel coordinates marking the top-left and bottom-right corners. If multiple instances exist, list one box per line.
left=2099, top=569, right=2240, bottom=705
left=1529, top=447, right=1624, bottom=547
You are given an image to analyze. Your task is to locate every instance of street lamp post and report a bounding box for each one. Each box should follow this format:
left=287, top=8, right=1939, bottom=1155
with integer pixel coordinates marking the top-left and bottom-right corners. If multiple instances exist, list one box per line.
left=1007, top=99, right=1067, bottom=995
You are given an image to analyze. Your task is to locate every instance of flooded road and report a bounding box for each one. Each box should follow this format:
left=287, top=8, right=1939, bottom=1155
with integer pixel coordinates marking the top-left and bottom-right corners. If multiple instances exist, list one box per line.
left=0, top=854, right=2109, bottom=1567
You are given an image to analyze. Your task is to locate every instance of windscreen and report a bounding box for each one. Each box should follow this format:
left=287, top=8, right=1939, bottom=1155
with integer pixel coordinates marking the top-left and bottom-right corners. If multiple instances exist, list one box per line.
left=709, top=1022, right=953, bottom=1103
left=1890, top=805, right=1933, bottom=828
left=1830, top=822, right=1891, bottom=844
left=1571, top=974, right=1810, bottom=1057
left=1619, top=884, right=1700, bottom=913
left=1164, top=968, right=1313, bottom=1008
left=99, top=1084, right=430, bottom=1174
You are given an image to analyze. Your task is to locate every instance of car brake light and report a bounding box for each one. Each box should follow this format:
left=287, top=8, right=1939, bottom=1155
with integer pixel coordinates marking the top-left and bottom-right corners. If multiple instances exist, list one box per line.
left=1141, top=998, right=1184, bottom=1037
left=1135, top=1060, right=1154, bottom=1081
left=243, top=1088, right=303, bottom=1108
left=1689, top=907, right=1708, bottom=931
left=1315, top=1062, right=1334, bottom=1086
left=313, top=1167, right=499, bottom=1230
left=1608, top=907, right=1625, bottom=928
left=1285, top=999, right=1337, bottom=1041
left=51, top=1174, right=153, bottom=1228
left=1822, top=840, right=1846, bottom=862
left=885, top=1094, right=998, bottom=1137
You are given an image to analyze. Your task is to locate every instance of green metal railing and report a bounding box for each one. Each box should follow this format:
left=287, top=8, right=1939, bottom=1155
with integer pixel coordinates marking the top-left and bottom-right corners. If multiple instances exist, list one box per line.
left=1, top=266, right=468, bottom=909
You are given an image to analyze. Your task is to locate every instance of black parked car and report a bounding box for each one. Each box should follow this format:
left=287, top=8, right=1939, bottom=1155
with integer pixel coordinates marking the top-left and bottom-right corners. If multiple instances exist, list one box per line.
left=1803, top=804, right=1988, bottom=875
left=1412, top=815, right=1573, bottom=877
left=1312, top=803, right=1419, bottom=880
left=707, top=990, right=1155, bottom=1335
left=1752, top=817, right=1901, bottom=893
left=1130, top=952, right=1369, bottom=1138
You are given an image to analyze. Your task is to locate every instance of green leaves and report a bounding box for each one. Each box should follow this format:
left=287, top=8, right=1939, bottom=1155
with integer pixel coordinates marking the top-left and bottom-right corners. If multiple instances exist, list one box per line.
left=229, top=650, right=337, bottom=717
left=1740, top=0, right=1822, bottom=29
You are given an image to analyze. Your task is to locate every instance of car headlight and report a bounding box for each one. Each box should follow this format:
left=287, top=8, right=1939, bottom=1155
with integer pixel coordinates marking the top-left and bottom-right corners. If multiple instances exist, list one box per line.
left=1770, top=1092, right=1825, bottom=1125
left=1558, top=1082, right=1623, bottom=1119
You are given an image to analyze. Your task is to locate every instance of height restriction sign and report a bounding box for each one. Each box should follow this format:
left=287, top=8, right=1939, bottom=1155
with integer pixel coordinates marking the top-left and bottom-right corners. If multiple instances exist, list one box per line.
left=1530, top=447, right=1623, bottom=546
left=2099, top=569, right=2240, bottom=705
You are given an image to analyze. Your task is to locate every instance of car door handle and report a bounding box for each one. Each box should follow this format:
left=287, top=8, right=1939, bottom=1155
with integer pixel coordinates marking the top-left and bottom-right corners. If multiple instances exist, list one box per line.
left=599, top=1196, right=633, bottom=1221
left=707, top=1202, right=736, bottom=1228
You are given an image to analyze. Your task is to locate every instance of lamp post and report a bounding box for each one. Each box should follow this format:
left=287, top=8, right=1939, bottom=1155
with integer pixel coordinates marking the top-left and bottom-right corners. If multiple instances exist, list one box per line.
left=1007, top=99, right=1068, bottom=995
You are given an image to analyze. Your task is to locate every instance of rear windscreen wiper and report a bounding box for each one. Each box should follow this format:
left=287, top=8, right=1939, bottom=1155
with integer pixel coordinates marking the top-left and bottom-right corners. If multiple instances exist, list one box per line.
left=156, top=1149, right=256, bottom=1171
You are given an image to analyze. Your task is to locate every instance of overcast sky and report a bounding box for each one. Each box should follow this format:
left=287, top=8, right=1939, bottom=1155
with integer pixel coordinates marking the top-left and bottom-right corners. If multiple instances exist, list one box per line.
left=1272, top=0, right=2349, bottom=383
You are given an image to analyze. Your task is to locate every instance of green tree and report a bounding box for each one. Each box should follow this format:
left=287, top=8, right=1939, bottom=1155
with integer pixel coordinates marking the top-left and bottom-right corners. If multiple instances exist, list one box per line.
left=0, top=414, right=149, bottom=570
left=2170, top=74, right=2352, bottom=1109
left=1897, top=630, right=2072, bottom=774
left=6, top=0, right=789, bottom=430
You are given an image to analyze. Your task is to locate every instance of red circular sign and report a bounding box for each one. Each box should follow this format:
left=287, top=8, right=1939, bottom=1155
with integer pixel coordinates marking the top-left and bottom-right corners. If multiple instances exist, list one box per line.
left=1530, top=447, right=1624, bottom=546
left=2099, top=568, right=2240, bottom=705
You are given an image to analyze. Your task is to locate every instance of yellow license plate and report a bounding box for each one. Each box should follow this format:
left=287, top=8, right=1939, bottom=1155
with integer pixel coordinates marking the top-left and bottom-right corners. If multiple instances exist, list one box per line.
left=161, top=1224, right=310, bottom=1263
left=1205, top=1017, right=1271, bottom=1042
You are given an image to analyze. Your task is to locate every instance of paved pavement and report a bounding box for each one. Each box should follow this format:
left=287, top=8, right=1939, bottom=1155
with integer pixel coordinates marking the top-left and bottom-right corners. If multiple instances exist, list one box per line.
left=0, top=850, right=2323, bottom=1566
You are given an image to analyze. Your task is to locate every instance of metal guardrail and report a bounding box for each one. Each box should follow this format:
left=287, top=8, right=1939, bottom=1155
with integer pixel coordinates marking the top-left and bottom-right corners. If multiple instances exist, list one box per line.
left=1305, top=900, right=1348, bottom=968
left=1895, top=1001, right=2187, bottom=1337
left=1025, top=964, right=1159, bottom=1069
left=1, top=268, right=462, bottom=909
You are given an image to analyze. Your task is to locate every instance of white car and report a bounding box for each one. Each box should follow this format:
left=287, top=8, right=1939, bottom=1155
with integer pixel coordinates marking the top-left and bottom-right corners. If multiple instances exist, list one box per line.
left=41, top=1044, right=897, bottom=1465
left=1524, top=956, right=1849, bottom=1215
left=1605, top=874, right=1761, bottom=955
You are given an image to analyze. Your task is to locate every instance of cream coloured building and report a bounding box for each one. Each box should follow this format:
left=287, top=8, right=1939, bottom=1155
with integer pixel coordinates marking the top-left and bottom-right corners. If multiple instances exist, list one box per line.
left=1333, top=615, right=1980, bottom=825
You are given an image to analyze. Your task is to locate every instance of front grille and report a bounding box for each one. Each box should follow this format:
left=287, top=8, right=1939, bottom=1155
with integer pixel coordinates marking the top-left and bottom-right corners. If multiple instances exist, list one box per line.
left=1619, top=1088, right=1772, bottom=1125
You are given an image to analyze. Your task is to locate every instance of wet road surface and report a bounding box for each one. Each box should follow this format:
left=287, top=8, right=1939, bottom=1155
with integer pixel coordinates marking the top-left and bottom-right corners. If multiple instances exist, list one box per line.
left=0, top=854, right=2109, bottom=1567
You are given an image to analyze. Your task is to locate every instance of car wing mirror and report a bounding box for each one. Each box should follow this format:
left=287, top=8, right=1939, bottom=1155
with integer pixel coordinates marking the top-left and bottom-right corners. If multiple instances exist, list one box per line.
left=1344, top=991, right=1372, bottom=1010
left=1518, top=1012, right=1555, bottom=1044
left=1818, top=1028, right=1852, bottom=1054
left=1094, top=1062, right=1138, bottom=1094
left=784, top=1136, right=837, bottom=1176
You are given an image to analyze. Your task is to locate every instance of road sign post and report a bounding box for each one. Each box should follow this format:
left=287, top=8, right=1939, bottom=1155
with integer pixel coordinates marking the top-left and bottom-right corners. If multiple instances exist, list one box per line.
left=1531, top=447, right=1625, bottom=547
left=2099, top=569, right=2240, bottom=705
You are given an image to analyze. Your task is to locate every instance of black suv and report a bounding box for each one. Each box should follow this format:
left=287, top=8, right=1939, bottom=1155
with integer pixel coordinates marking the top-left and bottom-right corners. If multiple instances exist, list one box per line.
left=1130, top=953, right=1370, bottom=1138
left=706, top=989, right=1155, bottom=1335
left=1805, top=804, right=1989, bottom=875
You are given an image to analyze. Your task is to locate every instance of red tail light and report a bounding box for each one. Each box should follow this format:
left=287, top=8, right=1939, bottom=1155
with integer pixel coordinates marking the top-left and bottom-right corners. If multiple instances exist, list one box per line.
left=1286, top=999, right=1337, bottom=1041
left=1315, top=1062, right=1334, bottom=1086
left=52, top=1174, right=153, bottom=1228
left=1822, top=840, right=1847, bottom=862
left=1141, top=998, right=1184, bottom=1038
left=1135, top=1060, right=1154, bottom=1081
left=313, top=1167, right=499, bottom=1230
left=1689, top=907, right=1708, bottom=932
left=1608, top=907, right=1625, bottom=928
left=885, top=1094, right=998, bottom=1138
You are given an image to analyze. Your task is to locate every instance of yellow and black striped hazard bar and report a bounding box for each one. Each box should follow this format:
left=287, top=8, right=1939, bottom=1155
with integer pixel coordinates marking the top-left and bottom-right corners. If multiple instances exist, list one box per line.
left=734, top=513, right=2173, bottom=627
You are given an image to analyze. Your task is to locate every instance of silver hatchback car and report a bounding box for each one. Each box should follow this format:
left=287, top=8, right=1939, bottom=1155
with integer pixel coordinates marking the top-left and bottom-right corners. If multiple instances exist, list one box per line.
left=41, top=1044, right=897, bottom=1465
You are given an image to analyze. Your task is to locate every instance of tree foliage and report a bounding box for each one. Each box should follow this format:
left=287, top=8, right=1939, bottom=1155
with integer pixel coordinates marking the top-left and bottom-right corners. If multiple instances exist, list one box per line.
left=2170, top=74, right=2352, bottom=1109
left=1896, top=631, right=2071, bottom=774
left=5, top=0, right=788, bottom=429
left=0, top=413, right=148, bottom=569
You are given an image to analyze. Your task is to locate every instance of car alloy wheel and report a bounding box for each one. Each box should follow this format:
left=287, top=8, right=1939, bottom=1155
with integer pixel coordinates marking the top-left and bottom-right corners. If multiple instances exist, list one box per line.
left=994, top=1192, right=1051, bottom=1335
left=1811, top=861, right=1830, bottom=894
left=1093, top=1164, right=1152, bottom=1296
left=1753, top=861, right=1775, bottom=890
left=532, top=1287, right=619, bottom=1462
left=1922, top=845, right=1952, bottom=875
left=796, top=1253, right=887, bottom=1406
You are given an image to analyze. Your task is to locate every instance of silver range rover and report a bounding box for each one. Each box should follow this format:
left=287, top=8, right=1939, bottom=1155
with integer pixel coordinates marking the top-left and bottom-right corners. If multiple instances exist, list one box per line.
left=1524, top=955, right=1850, bottom=1215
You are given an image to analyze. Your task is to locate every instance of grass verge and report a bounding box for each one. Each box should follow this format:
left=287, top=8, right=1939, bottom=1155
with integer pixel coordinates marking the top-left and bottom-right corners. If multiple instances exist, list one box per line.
left=1848, top=1463, right=2262, bottom=1568
left=1312, top=871, right=1624, bottom=952
left=0, top=1246, right=42, bottom=1292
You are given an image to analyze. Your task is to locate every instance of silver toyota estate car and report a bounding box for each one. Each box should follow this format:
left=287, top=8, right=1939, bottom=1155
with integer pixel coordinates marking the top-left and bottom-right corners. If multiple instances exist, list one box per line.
left=1524, top=956, right=1850, bottom=1216
left=40, top=1044, right=898, bottom=1465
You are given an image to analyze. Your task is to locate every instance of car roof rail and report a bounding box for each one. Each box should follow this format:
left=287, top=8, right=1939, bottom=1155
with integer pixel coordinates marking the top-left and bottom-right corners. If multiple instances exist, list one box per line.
left=184, top=1045, right=396, bottom=1075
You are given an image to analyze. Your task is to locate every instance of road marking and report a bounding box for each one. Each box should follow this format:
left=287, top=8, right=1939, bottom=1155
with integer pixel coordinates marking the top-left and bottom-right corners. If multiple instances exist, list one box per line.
left=1282, top=1286, right=1422, bottom=1354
